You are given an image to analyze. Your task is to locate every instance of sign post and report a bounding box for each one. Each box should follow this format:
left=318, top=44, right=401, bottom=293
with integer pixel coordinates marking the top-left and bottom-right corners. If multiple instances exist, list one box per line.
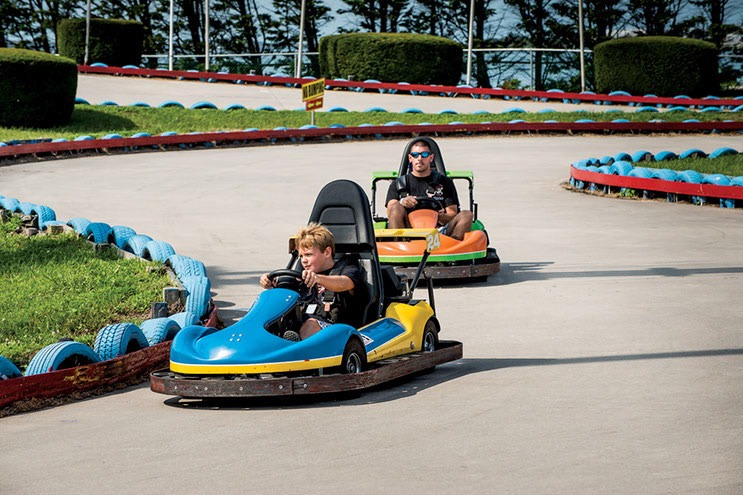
left=302, top=78, right=325, bottom=126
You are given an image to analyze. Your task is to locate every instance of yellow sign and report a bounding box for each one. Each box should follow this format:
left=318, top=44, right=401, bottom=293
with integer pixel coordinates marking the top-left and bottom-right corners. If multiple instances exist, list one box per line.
left=302, top=78, right=325, bottom=102
left=306, top=97, right=324, bottom=111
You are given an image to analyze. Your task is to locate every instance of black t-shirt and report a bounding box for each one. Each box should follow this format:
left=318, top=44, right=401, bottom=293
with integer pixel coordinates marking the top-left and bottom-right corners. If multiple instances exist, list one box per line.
left=385, top=172, right=460, bottom=210
left=317, top=255, right=366, bottom=328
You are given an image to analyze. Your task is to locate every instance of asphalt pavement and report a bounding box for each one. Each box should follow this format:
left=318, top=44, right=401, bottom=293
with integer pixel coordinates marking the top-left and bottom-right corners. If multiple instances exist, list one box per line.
left=0, top=76, right=741, bottom=494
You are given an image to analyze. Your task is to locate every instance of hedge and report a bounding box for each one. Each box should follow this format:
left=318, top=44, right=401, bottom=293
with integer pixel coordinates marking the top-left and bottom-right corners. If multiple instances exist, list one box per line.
left=594, top=36, right=719, bottom=97
left=57, top=18, right=144, bottom=67
left=0, top=48, right=77, bottom=128
left=319, top=32, right=463, bottom=86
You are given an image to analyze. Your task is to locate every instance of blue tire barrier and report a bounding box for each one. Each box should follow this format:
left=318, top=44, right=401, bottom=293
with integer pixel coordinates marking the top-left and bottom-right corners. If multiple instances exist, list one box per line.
left=677, top=170, right=703, bottom=184
left=0, top=355, right=22, bottom=380
left=575, top=119, right=596, bottom=123
left=160, top=131, right=178, bottom=137
left=611, top=119, right=630, bottom=123
left=169, top=311, right=201, bottom=328
left=328, top=107, right=349, bottom=112
left=130, top=101, right=151, bottom=108
left=167, top=254, right=207, bottom=278
left=122, top=65, right=140, bottom=69
left=140, top=318, right=181, bottom=346
left=651, top=169, right=679, bottom=181
left=181, top=276, right=212, bottom=318
left=90, top=63, right=108, bottom=67
left=610, top=161, right=634, bottom=176
left=508, top=119, right=526, bottom=124
left=142, top=240, right=176, bottom=262
left=597, top=165, right=612, bottom=174
left=158, top=101, right=185, bottom=108
left=224, top=103, right=247, bottom=111
left=52, top=138, right=68, bottom=143
left=401, top=108, right=423, bottom=114
left=383, top=122, right=404, bottom=126
left=124, top=234, right=154, bottom=257
left=501, top=107, right=525, bottom=114
left=131, top=132, right=152, bottom=138
left=75, top=97, right=90, bottom=105
left=635, top=106, right=659, bottom=112
left=110, top=225, right=137, bottom=249
left=733, top=105, right=743, bottom=112
left=627, top=167, right=653, bottom=178
left=25, top=341, right=101, bottom=376
left=709, top=147, right=737, bottom=159
left=94, top=323, right=149, bottom=361
left=604, top=109, right=623, bottom=113
left=680, top=148, right=707, bottom=159
left=654, top=151, right=678, bottom=161
left=1, top=197, right=19, bottom=211
left=256, top=105, right=276, bottom=111
left=66, top=217, right=92, bottom=235
left=363, top=107, right=387, bottom=113
left=631, top=150, right=653, bottom=163
left=190, top=101, right=217, bottom=110
left=74, top=135, right=94, bottom=141
left=702, top=174, right=731, bottom=186
left=329, top=123, right=346, bottom=128
left=102, top=133, right=123, bottom=140
left=84, top=222, right=113, bottom=244
left=700, top=107, right=721, bottom=112
left=682, top=119, right=701, bottom=123
left=100, top=101, right=119, bottom=106
left=665, top=106, right=689, bottom=113
left=438, top=109, right=458, bottom=115
left=31, top=205, right=57, bottom=229
left=472, top=110, right=491, bottom=115
left=299, top=124, right=318, bottom=130
left=599, top=156, right=614, bottom=165
left=18, top=201, right=35, bottom=215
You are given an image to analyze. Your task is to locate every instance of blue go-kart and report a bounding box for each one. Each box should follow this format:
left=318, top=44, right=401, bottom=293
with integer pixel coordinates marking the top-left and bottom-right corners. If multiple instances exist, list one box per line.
left=150, top=180, right=462, bottom=399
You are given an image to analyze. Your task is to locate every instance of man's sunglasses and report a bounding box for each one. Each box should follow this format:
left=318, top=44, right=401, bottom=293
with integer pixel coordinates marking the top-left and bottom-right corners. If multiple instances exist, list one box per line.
left=410, top=151, right=432, bottom=158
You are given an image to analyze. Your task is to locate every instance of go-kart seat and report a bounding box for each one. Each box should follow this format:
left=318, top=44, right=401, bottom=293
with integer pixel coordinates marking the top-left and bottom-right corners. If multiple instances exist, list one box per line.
left=398, top=136, right=448, bottom=176
left=307, top=180, right=384, bottom=326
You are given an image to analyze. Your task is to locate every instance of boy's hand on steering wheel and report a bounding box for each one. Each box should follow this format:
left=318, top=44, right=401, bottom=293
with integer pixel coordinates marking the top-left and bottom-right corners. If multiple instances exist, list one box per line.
left=302, top=269, right=318, bottom=288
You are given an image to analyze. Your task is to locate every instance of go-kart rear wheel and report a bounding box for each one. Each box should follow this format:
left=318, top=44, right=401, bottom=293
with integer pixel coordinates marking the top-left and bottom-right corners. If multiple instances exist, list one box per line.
left=422, top=319, right=439, bottom=353
left=340, top=338, right=367, bottom=374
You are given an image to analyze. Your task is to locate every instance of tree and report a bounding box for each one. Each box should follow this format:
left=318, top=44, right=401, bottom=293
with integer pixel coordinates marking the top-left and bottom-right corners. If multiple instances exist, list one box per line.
left=338, top=0, right=410, bottom=32
left=626, top=0, right=685, bottom=36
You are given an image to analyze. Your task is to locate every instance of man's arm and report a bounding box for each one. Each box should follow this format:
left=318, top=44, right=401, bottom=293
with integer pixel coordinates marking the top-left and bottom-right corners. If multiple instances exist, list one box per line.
left=438, top=204, right=459, bottom=225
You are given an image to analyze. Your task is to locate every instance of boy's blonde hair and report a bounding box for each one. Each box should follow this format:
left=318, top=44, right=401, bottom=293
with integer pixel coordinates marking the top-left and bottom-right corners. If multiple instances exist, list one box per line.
left=296, top=222, right=335, bottom=256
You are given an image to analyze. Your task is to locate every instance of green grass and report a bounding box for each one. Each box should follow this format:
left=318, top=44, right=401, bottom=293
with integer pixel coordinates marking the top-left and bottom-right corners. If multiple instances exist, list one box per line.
left=0, top=216, right=172, bottom=371
left=0, top=104, right=740, bottom=142
left=649, top=154, right=743, bottom=176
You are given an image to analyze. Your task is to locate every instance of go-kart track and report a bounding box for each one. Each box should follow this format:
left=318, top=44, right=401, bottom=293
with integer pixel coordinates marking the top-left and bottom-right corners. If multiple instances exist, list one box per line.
left=1, top=75, right=742, bottom=494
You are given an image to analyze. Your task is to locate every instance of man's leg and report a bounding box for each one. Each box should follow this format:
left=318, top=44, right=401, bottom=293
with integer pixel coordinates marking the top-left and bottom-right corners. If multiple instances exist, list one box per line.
left=446, top=210, right=474, bottom=240
left=386, top=202, right=410, bottom=229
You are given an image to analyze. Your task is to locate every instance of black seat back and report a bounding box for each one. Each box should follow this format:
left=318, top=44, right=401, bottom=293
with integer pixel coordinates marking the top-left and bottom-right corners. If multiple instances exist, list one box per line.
left=398, top=136, right=448, bottom=176
left=307, top=180, right=383, bottom=325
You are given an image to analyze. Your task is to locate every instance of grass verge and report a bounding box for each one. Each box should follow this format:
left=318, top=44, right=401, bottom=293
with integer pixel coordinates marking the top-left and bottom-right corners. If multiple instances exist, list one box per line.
left=0, top=104, right=740, bottom=142
left=0, top=216, right=172, bottom=371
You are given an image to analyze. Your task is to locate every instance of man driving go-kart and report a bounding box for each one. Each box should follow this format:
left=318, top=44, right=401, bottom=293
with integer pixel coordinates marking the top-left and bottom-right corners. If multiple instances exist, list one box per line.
left=385, top=139, right=474, bottom=241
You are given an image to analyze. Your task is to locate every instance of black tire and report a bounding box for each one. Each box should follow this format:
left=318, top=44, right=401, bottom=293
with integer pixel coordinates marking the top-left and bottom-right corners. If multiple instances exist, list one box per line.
left=421, top=318, right=439, bottom=353
left=25, top=341, right=101, bottom=376
left=93, top=323, right=149, bottom=361
left=340, top=338, right=367, bottom=374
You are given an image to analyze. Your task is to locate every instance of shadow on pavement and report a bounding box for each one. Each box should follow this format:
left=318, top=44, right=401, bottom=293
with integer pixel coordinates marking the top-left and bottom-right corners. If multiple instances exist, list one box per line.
left=157, top=347, right=743, bottom=411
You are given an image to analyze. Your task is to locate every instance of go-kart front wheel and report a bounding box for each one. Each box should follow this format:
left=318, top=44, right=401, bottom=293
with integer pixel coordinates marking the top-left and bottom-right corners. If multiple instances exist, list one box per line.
left=340, top=338, right=367, bottom=374
left=422, top=319, right=439, bottom=353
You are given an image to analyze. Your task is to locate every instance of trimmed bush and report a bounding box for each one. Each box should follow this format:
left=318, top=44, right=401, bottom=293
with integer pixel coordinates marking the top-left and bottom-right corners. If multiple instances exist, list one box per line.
left=319, top=33, right=463, bottom=86
left=594, top=36, right=718, bottom=97
left=0, top=48, right=77, bottom=128
left=57, top=18, right=144, bottom=67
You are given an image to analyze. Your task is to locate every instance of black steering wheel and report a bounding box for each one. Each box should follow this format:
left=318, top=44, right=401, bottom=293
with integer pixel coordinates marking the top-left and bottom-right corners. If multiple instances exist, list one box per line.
left=267, top=269, right=305, bottom=291
left=410, top=196, right=445, bottom=212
